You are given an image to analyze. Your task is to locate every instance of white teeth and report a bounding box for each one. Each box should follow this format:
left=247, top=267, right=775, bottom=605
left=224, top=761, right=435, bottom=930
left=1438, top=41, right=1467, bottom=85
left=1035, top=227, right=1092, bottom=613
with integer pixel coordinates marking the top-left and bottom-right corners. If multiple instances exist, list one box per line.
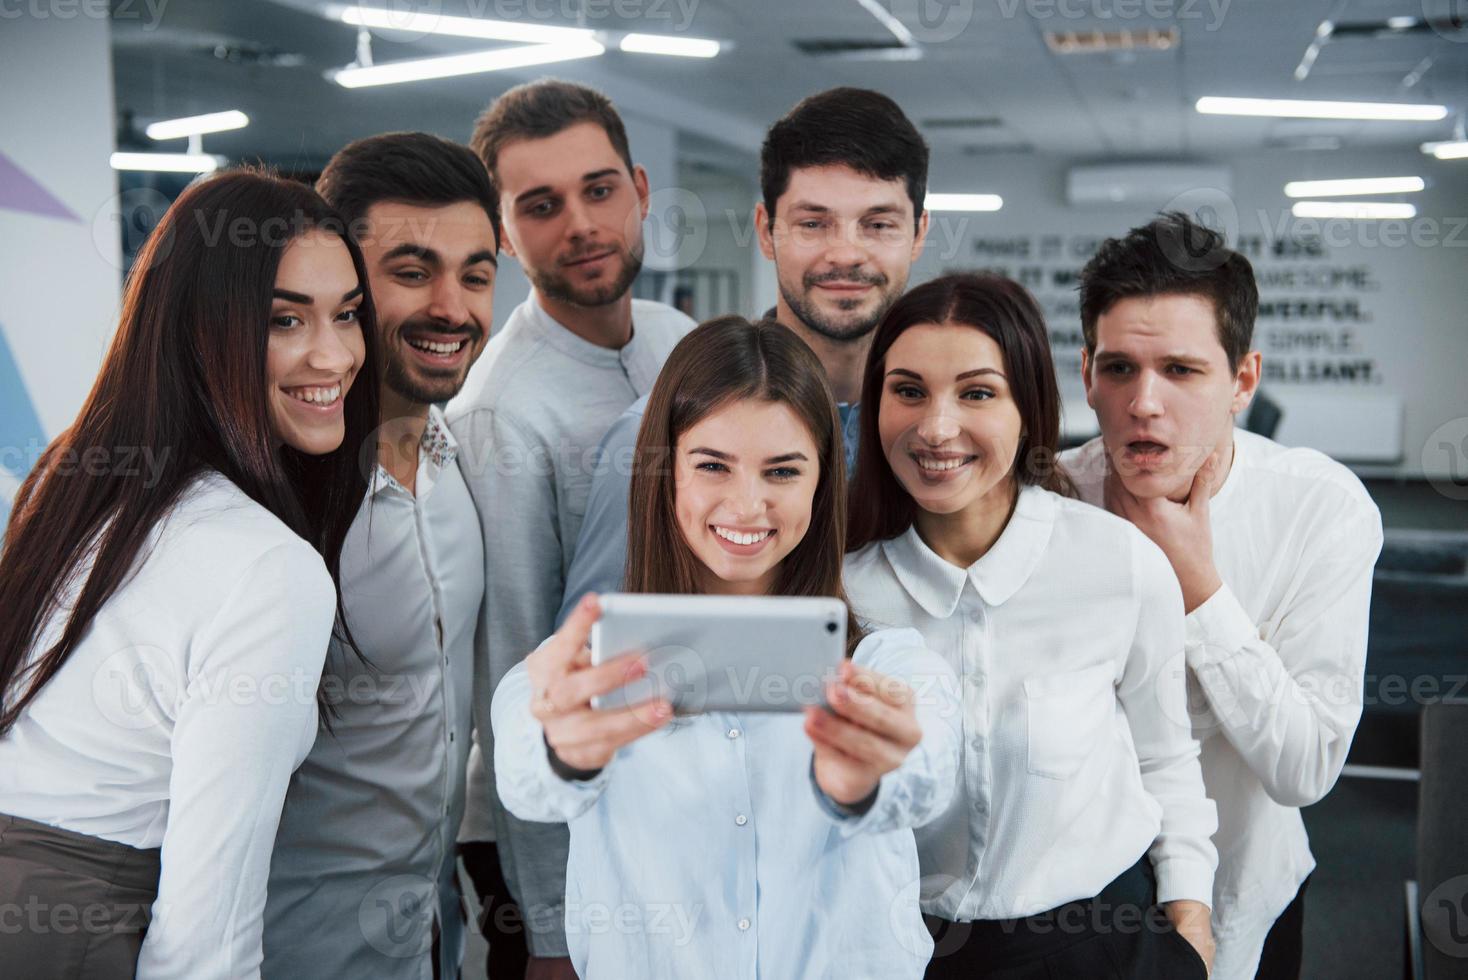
left=408, top=338, right=466, bottom=355
left=287, top=384, right=341, bottom=405
left=714, top=526, right=773, bottom=546
left=916, top=456, right=969, bottom=472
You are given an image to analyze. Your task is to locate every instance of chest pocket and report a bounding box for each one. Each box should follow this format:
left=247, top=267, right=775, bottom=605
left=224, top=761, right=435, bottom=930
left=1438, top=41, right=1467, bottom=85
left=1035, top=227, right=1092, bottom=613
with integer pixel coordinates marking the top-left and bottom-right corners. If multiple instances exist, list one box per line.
left=1024, top=661, right=1117, bottom=780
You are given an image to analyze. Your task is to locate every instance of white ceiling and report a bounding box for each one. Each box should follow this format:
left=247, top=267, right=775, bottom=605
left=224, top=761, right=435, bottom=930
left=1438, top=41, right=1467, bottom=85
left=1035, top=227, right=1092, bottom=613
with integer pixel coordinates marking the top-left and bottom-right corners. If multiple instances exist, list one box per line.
left=110, top=0, right=1468, bottom=171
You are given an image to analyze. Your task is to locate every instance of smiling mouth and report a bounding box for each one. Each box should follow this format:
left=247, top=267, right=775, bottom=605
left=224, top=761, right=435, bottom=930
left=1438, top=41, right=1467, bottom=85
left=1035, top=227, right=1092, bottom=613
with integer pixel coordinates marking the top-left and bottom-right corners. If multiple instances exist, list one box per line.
left=911, top=452, right=976, bottom=474
left=406, top=337, right=468, bottom=356
left=284, top=383, right=343, bottom=408
left=564, top=249, right=616, bottom=268
left=711, top=525, right=775, bottom=547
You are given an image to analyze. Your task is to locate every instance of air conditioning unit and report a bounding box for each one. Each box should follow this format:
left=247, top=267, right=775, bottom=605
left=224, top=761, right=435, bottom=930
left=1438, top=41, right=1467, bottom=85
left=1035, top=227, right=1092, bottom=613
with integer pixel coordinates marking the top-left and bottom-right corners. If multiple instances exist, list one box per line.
left=1066, top=163, right=1233, bottom=207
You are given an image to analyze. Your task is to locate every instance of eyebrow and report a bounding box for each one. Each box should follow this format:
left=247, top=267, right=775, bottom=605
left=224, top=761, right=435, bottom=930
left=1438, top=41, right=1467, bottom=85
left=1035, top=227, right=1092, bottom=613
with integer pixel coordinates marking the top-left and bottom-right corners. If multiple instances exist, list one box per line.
left=1094, top=351, right=1211, bottom=368
left=272, top=285, right=362, bottom=305
left=787, top=202, right=905, bottom=217
left=689, top=447, right=810, bottom=464
left=383, top=242, right=499, bottom=269
left=515, top=168, right=623, bottom=205
left=886, top=366, right=1007, bottom=381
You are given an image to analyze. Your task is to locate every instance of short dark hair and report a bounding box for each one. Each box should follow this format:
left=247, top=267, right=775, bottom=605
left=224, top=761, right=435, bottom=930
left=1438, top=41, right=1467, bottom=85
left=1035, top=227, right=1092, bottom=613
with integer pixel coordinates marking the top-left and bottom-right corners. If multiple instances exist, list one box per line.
left=1079, top=211, right=1258, bottom=372
left=760, top=87, right=929, bottom=229
left=470, top=79, right=633, bottom=182
left=316, top=131, right=500, bottom=248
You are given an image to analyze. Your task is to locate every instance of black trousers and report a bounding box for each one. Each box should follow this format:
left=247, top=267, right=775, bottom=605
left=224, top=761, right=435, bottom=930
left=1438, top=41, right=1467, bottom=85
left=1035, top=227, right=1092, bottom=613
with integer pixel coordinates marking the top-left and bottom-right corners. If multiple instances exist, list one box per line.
left=459, top=841, right=532, bottom=980
left=1253, top=875, right=1309, bottom=980
left=923, top=858, right=1209, bottom=980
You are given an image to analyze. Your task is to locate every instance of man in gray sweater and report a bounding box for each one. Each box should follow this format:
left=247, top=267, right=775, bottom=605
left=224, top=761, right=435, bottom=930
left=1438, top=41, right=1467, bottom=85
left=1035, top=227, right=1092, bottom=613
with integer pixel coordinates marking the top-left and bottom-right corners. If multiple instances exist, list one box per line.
left=447, top=80, right=694, bottom=979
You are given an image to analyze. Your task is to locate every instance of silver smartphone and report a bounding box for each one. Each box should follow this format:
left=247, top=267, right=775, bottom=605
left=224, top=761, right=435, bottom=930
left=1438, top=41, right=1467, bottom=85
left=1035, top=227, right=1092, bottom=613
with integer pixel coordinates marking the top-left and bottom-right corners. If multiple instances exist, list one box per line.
left=589, top=593, right=847, bottom=714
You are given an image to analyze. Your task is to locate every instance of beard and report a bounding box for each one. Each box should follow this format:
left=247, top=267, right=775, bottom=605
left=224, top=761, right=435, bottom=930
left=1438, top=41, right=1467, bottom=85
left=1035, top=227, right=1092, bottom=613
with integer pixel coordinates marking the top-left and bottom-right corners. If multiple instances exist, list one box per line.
left=780, top=265, right=900, bottom=343
left=383, top=314, right=482, bottom=406
left=531, top=239, right=645, bottom=309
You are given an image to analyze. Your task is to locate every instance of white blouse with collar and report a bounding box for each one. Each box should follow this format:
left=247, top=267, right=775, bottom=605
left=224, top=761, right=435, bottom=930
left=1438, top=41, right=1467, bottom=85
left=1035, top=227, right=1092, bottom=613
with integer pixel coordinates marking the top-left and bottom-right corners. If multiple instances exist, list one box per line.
left=844, top=484, right=1218, bottom=921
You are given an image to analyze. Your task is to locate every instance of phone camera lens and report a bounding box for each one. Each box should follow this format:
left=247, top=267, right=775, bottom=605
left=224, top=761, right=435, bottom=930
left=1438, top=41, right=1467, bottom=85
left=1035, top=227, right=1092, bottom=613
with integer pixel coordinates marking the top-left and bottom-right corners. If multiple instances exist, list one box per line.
left=825, top=621, right=838, bottom=634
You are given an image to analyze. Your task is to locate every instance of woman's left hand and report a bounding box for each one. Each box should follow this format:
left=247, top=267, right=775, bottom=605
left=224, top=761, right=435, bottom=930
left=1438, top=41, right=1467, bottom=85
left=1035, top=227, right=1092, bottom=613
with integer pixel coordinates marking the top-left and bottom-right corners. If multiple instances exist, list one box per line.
left=1165, top=900, right=1216, bottom=975
left=804, top=660, right=922, bottom=807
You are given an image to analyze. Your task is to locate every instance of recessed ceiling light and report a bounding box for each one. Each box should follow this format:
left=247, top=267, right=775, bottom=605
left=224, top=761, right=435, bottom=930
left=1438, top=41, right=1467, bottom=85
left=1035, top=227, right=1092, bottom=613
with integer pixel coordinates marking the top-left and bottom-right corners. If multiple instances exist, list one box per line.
left=1283, top=176, right=1425, bottom=197
left=1291, top=201, right=1417, bottom=219
left=925, top=193, right=1003, bottom=212
left=331, top=40, right=605, bottom=88
left=618, top=34, right=720, bottom=58
left=1197, top=96, right=1447, bottom=121
left=110, top=152, right=222, bottom=173
left=145, top=110, right=249, bottom=141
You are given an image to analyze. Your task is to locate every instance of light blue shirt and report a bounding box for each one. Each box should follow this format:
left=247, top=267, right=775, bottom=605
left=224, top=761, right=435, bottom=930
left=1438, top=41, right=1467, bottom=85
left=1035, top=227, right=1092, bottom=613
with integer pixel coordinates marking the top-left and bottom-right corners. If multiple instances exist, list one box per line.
left=490, top=626, right=960, bottom=979
left=556, top=396, right=861, bottom=625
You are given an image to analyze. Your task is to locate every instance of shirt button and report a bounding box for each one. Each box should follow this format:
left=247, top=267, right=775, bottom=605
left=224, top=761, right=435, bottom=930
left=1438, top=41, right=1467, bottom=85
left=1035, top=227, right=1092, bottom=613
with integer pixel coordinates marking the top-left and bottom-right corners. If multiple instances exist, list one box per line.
left=727, top=728, right=741, bottom=739
left=735, top=813, right=747, bottom=826
left=737, top=917, right=751, bottom=931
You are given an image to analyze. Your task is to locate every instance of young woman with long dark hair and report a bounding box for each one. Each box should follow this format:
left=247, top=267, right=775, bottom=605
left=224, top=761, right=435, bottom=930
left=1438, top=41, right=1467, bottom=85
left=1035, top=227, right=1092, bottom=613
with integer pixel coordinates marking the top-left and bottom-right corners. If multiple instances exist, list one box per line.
left=0, top=169, right=379, bottom=978
left=490, top=316, right=960, bottom=979
left=844, top=273, right=1219, bottom=979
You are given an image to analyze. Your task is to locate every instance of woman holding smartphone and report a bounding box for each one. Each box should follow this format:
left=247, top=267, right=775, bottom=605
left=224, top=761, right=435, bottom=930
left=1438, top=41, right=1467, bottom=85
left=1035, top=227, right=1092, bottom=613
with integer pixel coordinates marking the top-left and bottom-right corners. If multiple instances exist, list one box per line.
left=0, top=170, right=378, bottom=978
left=492, top=316, right=961, bottom=979
left=844, top=273, right=1217, bottom=979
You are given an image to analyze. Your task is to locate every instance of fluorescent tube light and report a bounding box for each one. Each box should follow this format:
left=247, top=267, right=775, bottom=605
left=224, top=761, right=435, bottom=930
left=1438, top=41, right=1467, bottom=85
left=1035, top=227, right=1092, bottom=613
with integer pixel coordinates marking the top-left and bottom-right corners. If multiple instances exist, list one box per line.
left=925, top=193, right=1004, bottom=212
left=1196, top=97, right=1447, bottom=121
left=1421, top=140, right=1468, bottom=160
left=110, top=152, right=222, bottom=173
left=145, top=110, right=249, bottom=140
left=1283, top=176, right=1425, bottom=197
left=339, top=5, right=593, bottom=44
left=1291, top=201, right=1417, bottom=219
left=618, top=33, right=720, bottom=57
left=332, top=40, right=605, bottom=88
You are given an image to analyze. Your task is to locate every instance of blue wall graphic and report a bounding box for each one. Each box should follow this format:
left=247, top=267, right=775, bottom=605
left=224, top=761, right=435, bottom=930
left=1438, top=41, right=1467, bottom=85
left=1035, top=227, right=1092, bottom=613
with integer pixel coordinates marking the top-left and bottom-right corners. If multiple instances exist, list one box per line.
left=0, top=323, right=46, bottom=525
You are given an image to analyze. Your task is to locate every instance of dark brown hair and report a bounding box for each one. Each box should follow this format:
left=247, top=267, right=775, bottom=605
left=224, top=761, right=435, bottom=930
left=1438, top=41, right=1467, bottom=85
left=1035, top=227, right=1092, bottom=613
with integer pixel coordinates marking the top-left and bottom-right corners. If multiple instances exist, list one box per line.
left=761, top=87, right=929, bottom=230
left=0, top=169, right=380, bottom=736
left=1079, top=210, right=1258, bottom=372
left=848, top=273, right=1071, bottom=550
left=316, top=130, right=501, bottom=249
left=470, top=78, right=633, bottom=182
left=625, top=317, right=864, bottom=653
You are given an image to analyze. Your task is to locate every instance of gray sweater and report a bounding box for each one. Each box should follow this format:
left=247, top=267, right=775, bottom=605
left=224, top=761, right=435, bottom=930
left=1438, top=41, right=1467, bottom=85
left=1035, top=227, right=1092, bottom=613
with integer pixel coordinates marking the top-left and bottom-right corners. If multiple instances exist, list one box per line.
left=446, top=295, right=693, bottom=957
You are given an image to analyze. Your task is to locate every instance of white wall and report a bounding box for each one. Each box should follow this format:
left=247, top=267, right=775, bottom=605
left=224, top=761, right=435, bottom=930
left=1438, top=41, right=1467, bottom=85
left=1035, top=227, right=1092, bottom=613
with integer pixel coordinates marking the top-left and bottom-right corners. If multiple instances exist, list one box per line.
left=0, top=14, right=120, bottom=516
left=913, top=148, right=1468, bottom=480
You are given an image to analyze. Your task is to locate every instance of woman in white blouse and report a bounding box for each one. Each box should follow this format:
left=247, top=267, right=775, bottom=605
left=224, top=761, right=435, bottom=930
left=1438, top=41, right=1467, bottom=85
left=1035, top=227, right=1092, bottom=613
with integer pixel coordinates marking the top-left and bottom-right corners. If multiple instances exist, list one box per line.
left=491, top=316, right=961, bottom=979
left=843, top=273, right=1218, bottom=979
left=0, top=169, right=379, bottom=979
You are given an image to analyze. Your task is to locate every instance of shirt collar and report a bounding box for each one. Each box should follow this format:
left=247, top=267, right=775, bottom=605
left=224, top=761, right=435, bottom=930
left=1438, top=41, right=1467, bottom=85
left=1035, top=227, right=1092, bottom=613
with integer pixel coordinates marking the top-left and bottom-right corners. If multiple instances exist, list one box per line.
left=525, top=295, right=633, bottom=368
left=371, top=405, right=458, bottom=499
left=881, top=484, right=1057, bottom=618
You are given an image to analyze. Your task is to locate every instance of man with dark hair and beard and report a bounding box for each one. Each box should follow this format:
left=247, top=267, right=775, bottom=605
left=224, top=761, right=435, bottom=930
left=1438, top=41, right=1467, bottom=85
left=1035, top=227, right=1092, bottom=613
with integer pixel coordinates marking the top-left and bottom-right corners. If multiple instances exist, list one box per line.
left=450, top=79, right=695, bottom=980
left=556, top=86, right=931, bottom=616
left=263, top=131, right=499, bottom=980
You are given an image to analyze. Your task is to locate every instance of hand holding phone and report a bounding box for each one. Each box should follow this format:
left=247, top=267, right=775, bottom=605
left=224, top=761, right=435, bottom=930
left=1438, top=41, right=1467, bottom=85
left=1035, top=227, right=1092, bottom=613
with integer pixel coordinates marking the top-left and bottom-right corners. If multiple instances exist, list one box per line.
left=525, top=593, right=674, bottom=773
left=804, top=660, right=923, bottom=807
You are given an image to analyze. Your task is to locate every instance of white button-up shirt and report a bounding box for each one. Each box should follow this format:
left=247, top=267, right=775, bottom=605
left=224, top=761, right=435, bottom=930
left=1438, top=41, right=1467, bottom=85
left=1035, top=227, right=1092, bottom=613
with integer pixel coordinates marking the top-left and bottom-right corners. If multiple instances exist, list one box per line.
left=490, top=627, right=961, bottom=979
left=1062, top=430, right=1382, bottom=980
left=844, top=485, right=1218, bottom=921
left=0, top=471, right=337, bottom=979
left=264, top=407, right=485, bottom=980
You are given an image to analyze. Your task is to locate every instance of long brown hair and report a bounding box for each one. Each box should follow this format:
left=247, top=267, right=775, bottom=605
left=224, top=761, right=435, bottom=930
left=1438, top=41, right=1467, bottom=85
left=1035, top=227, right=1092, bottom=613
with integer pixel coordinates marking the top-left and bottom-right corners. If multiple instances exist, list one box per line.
left=847, top=272, right=1071, bottom=551
left=0, top=169, right=380, bottom=736
left=625, top=316, right=864, bottom=653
